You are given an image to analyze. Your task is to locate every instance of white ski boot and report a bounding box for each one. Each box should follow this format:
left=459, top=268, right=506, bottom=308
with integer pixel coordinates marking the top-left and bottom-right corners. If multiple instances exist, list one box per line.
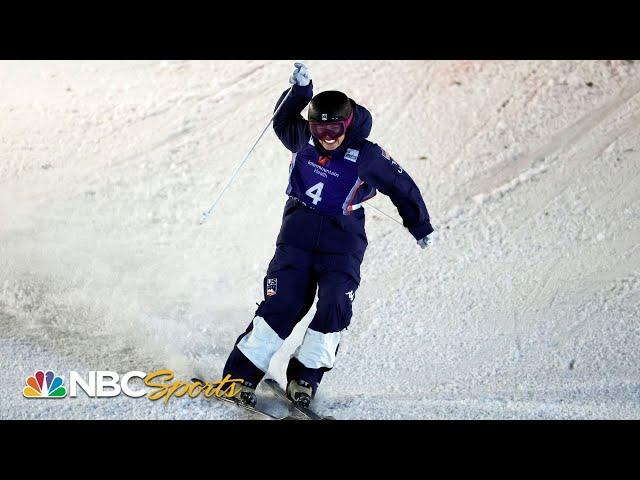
left=286, top=379, right=313, bottom=408
left=229, top=381, right=257, bottom=408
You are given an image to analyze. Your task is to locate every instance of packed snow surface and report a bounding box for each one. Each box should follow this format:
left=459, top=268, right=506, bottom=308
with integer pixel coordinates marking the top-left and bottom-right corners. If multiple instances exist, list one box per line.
left=1, top=60, right=639, bottom=419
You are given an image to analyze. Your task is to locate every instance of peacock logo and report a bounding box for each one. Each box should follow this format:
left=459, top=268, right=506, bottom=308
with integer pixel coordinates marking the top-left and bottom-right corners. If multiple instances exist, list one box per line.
left=23, top=370, right=67, bottom=398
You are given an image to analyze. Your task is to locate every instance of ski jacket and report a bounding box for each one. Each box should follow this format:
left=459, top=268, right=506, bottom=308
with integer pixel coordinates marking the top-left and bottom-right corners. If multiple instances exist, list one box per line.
left=272, top=81, right=433, bottom=259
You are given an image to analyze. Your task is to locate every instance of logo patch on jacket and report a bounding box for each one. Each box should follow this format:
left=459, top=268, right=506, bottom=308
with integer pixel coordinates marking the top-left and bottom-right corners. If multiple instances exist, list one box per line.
left=318, top=155, right=331, bottom=167
left=344, top=148, right=359, bottom=162
left=266, top=278, right=277, bottom=296
left=381, top=147, right=391, bottom=160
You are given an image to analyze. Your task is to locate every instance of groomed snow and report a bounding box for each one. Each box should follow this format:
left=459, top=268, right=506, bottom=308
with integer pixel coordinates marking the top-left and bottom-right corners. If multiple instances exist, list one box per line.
left=1, top=60, right=639, bottom=419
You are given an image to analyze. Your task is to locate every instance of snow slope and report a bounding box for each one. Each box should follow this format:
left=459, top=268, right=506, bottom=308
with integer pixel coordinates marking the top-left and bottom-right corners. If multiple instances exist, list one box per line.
left=1, top=60, right=639, bottom=419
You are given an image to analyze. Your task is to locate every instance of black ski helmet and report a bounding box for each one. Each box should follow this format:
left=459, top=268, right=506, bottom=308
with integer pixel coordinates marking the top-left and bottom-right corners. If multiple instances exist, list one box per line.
left=308, top=91, right=353, bottom=122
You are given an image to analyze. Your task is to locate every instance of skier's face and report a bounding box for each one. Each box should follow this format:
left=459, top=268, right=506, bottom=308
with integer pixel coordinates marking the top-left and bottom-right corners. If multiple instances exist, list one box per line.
left=318, top=134, right=345, bottom=151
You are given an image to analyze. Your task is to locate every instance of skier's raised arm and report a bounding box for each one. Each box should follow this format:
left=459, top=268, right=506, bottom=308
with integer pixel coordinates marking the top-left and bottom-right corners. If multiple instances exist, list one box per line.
left=273, top=63, right=314, bottom=153
left=358, top=145, right=434, bottom=247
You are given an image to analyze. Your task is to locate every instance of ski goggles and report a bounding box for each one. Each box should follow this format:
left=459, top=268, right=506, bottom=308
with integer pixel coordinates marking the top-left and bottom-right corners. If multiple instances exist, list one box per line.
left=309, top=112, right=354, bottom=140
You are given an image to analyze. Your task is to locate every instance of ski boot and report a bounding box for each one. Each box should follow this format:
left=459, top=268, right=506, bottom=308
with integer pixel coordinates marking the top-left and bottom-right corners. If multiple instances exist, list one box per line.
left=286, top=379, right=313, bottom=408
left=229, top=380, right=257, bottom=408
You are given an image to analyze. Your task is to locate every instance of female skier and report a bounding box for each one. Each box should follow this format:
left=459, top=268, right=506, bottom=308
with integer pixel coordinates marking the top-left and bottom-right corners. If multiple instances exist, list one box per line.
left=222, top=62, right=434, bottom=408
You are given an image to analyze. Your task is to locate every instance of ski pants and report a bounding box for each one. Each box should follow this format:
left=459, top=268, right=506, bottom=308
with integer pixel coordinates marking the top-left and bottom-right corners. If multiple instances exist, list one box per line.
left=222, top=243, right=362, bottom=394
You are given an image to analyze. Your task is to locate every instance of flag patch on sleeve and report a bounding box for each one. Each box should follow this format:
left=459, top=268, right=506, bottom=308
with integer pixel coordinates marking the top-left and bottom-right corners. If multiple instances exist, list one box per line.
left=266, top=278, right=277, bottom=296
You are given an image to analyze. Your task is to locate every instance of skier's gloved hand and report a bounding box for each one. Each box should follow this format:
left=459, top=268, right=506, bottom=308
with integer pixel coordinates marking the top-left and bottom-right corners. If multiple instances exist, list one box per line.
left=289, top=62, right=311, bottom=86
left=417, top=233, right=433, bottom=249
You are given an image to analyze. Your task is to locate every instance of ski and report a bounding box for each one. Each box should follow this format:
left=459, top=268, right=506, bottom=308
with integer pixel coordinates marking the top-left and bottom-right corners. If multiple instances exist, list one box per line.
left=215, top=392, right=290, bottom=420
left=263, top=378, right=335, bottom=420
left=191, top=377, right=295, bottom=420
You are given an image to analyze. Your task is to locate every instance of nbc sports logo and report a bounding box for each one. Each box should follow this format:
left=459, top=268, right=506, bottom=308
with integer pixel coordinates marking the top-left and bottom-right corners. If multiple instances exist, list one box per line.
left=23, top=370, right=67, bottom=398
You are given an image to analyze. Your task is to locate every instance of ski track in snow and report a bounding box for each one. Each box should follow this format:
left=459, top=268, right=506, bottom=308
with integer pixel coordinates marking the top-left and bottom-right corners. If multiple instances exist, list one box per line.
left=1, top=60, right=639, bottom=419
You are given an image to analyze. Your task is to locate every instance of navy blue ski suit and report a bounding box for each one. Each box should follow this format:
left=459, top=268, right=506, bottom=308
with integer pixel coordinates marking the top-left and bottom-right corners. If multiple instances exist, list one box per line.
left=222, top=81, right=433, bottom=394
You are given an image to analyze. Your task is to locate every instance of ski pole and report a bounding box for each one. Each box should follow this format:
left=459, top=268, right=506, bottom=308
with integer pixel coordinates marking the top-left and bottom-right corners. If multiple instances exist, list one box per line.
left=363, top=202, right=404, bottom=227
left=199, top=85, right=294, bottom=225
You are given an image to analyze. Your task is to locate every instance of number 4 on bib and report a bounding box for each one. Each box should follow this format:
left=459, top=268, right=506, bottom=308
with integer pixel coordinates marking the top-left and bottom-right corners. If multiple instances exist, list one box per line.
left=305, top=182, right=324, bottom=205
